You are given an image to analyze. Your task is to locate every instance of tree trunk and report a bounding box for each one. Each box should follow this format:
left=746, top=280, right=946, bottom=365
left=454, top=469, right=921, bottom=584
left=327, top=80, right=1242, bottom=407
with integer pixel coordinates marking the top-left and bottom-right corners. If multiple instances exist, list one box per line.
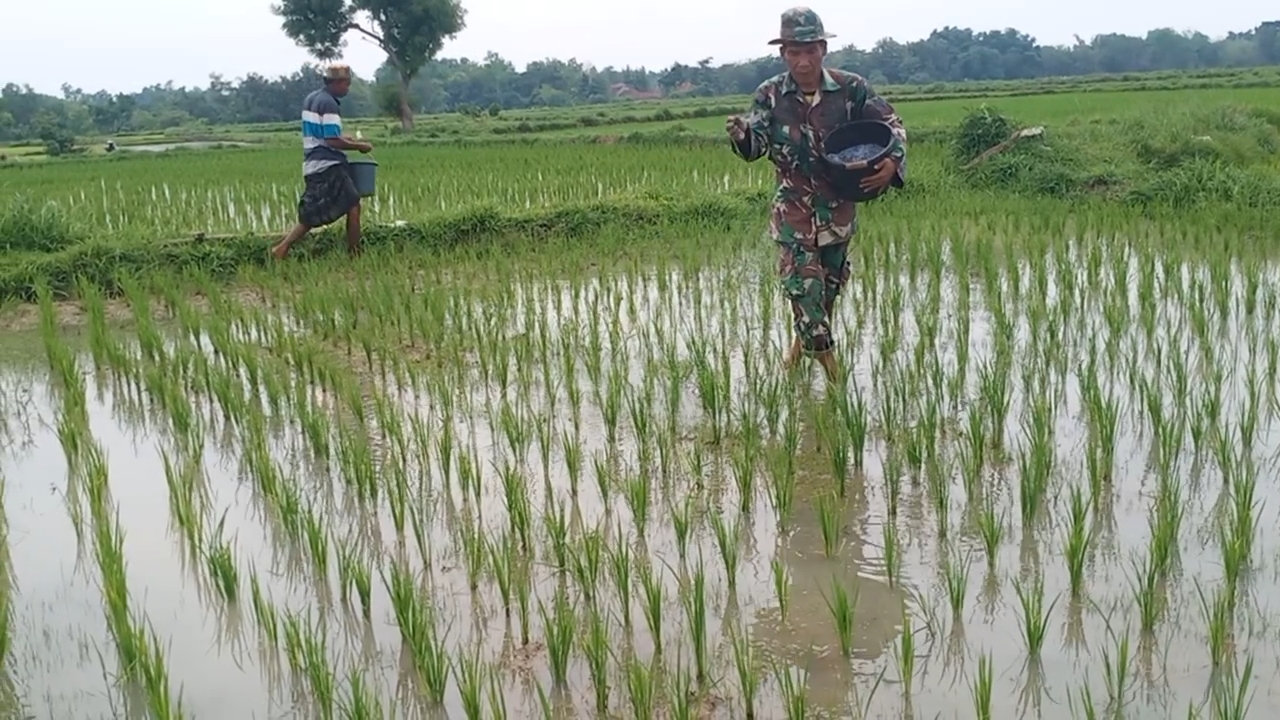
left=397, top=74, right=414, bottom=131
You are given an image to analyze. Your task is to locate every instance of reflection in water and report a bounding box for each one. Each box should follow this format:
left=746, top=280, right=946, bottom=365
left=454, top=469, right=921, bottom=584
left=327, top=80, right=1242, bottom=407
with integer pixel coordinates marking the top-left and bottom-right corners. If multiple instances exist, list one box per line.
left=6, top=245, right=1280, bottom=717
left=750, top=407, right=908, bottom=711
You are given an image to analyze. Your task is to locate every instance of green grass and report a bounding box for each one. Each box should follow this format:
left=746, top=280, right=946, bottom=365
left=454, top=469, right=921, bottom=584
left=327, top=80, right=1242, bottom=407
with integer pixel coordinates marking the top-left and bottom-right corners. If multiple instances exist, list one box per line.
left=3, top=87, right=1279, bottom=302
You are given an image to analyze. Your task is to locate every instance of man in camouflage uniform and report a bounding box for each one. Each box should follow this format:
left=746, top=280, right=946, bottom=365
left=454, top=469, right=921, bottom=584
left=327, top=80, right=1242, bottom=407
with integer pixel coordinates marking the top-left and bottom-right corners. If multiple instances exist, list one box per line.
left=727, top=7, right=906, bottom=381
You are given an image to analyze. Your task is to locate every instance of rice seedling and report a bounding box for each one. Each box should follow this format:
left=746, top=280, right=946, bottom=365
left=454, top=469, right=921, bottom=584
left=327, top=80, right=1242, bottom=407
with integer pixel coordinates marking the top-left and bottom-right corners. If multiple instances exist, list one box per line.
left=765, top=446, right=796, bottom=529
left=976, top=357, right=1011, bottom=453
left=772, top=661, right=809, bottom=720
left=540, top=586, right=575, bottom=687
left=816, top=492, right=840, bottom=558
left=454, top=645, right=487, bottom=720
left=1014, top=574, right=1056, bottom=658
left=894, top=608, right=917, bottom=697
left=883, top=446, right=904, bottom=519
left=570, top=526, right=606, bottom=607
left=824, top=426, right=851, bottom=499
left=883, top=518, right=901, bottom=587
left=488, top=532, right=515, bottom=618
left=542, top=497, right=570, bottom=572
left=666, top=656, right=696, bottom=720
left=1210, top=655, right=1254, bottom=720
left=681, top=560, right=710, bottom=686
left=499, top=462, right=534, bottom=554
left=624, top=655, right=656, bottom=720
left=1069, top=682, right=1101, bottom=720
left=608, top=539, right=634, bottom=630
left=1149, top=470, right=1185, bottom=579
left=1016, top=413, right=1053, bottom=527
left=634, top=558, right=665, bottom=653
left=592, top=451, right=613, bottom=506
left=670, top=494, right=696, bottom=563
left=486, top=667, right=508, bottom=720
left=1102, top=627, right=1134, bottom=710
left=771, top=559, right=789, bottom=622
left=300, top=503, right=330, bottom=580
left=560, top=430, right=583, bottom=498
left=971, top=651, right=993, bottom=720
left=925, top=452, right=951, bottom=538
left=383, top=560, right=450, bottom=703
left=709, top=511, right=740, bottom=592
left=683, top=441, right=706, bottom=493
left=458, top=514, right=487, bottom=592
left=338, top=669, right=384, bottom=719
left=1196, top=579, right=1234, bottom=670
left=248, top=571, right=279, bottom=649
left=976, top=497, right=1004, bottom=569
left=131, top=618, right=186, bottom=719
left=1219, top=459, right=1258, bottom=594
left=821, top=575, right=858, bottom=658
left=1130, top=551, right=1164, bottom=635
left=298, top=612, right=336, bottom=716
left=581, top=605, right=612, bottom=713
left=942, top=549, right=970, bottom=618
left=513, top=557, right=533, bottom=646
left=842, top=384, right=869, bottom=470
left=730, top=420, right=759, bottom=511
left=204, top=511, right=239, bottom=604
left=624, top=472, right=651, bottom=535
left=729, top=622, right=759, bottom=718
left=1063, top=483, right=1093, bottom=599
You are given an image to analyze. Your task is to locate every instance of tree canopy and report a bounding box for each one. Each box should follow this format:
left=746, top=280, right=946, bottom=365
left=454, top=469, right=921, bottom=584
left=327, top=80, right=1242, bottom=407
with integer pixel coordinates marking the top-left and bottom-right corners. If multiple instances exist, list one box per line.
left=1, top=21, right=1276, bottom=143
left=272, top=0, right=465, bottom=129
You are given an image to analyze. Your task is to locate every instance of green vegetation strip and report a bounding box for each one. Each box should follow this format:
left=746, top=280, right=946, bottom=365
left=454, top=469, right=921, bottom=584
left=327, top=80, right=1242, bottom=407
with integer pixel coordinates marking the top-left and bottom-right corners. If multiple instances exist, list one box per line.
left=5, top=188, right=1278, bottom=305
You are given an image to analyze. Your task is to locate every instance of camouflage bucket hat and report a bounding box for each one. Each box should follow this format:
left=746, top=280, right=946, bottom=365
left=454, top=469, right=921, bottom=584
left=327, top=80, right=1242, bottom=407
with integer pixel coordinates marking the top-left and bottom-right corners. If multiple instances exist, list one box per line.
left=768, top=7, right=836, bottom=45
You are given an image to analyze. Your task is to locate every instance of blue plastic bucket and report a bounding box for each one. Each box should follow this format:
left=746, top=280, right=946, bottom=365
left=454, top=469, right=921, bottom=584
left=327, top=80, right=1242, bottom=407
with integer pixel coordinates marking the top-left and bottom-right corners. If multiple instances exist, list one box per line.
left=347, top=157, right=378, bottom=197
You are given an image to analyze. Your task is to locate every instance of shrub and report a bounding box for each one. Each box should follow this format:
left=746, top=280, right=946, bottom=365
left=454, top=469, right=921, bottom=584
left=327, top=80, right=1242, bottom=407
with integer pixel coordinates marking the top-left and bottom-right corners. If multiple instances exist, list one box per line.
left=951, top=105, right=1013, bottom=164
left=0, top=196, right=84, bottom=253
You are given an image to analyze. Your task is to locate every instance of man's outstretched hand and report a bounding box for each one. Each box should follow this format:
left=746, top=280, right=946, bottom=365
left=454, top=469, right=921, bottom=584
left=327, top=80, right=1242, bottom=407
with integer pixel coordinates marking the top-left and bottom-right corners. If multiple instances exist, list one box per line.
left=725, top=116, right=748, bottom=142
left=860, top=158, right=898, bottom=192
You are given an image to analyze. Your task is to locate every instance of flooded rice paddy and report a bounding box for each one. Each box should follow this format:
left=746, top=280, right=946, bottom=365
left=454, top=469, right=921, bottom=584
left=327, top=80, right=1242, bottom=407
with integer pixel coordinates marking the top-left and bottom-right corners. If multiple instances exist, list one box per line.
left=0, top=224, right=1276, bottom=719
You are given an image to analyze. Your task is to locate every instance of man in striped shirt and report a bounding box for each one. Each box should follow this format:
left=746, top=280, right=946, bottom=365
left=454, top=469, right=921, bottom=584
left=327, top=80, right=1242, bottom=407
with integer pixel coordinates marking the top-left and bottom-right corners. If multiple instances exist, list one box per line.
left=271, top=64, right=373, bottom=259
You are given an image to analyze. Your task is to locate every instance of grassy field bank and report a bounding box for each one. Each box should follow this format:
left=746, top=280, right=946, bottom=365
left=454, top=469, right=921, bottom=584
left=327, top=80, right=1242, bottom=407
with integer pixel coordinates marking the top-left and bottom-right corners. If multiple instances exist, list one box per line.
left=0, top=80, right=1278, bottom=718
left=2, top=85, right=1279, bottom=301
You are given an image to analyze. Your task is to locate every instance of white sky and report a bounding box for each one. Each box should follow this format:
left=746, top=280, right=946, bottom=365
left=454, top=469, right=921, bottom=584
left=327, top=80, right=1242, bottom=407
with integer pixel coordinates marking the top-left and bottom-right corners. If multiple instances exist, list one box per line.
left=5, top=0, right=1272, bottom=95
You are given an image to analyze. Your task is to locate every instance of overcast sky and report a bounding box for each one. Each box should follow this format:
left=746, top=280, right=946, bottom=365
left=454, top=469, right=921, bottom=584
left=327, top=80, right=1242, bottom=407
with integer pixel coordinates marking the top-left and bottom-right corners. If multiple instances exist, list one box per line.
left=6, top=0, right=1271, bottom=95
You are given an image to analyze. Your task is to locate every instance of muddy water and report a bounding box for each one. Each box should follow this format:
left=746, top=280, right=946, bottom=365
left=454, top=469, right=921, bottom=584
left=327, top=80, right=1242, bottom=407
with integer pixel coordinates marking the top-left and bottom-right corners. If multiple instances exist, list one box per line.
left=0, top=356, right=915, bottom=718
left=1, top=246, right=1279, bottom=719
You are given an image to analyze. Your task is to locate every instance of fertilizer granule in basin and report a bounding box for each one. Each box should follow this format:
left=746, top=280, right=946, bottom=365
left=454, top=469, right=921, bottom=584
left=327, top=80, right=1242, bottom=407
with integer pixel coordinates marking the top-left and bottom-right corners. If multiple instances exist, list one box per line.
left=826, top=144, right=885, bottom=164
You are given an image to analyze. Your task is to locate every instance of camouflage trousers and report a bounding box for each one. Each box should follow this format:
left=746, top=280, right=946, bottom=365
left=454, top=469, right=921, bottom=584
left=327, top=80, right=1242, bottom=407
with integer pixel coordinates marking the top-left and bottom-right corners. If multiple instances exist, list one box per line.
left=778, top=239, right=850, bottom=355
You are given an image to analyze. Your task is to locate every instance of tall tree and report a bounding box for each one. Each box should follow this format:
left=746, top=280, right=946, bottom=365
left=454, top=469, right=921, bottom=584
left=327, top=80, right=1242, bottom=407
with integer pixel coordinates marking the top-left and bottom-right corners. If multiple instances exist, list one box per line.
left=271, top=0, right=465, bottom=129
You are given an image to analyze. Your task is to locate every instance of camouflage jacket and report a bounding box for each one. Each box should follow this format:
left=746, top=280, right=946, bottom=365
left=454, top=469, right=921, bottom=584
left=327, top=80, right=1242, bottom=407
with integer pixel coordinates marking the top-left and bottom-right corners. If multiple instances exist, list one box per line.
left=732, top=68, right=906, bottom=247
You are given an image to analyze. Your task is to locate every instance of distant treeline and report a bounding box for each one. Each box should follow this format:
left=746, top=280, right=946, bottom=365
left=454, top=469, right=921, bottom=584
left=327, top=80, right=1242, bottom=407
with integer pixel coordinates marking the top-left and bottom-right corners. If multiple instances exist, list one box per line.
left=1, top=20, right=1277, bottom=145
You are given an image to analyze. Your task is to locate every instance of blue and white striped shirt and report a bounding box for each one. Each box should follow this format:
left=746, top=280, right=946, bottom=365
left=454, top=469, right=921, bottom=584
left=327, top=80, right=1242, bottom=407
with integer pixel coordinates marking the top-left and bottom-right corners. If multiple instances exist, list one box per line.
left=301, top=88, right=348, bottom=176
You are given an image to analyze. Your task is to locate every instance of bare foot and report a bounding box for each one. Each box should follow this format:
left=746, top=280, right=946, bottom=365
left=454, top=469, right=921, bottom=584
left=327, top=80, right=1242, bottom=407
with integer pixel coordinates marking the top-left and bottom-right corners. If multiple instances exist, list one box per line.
left=270, top=244, right=288, bottom=260
left=815, top=350, right=842, bottom=384
left=782, top=337, right=804, bottom=371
